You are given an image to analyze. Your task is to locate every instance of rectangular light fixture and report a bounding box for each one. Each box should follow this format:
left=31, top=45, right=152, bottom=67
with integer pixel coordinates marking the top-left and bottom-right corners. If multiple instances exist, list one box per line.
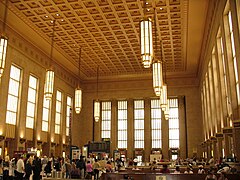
left=153, top=61, right=163, bottom=96
left=160, top=84, right=168, bottom=111
left=44, top=70, right=54, bottom=100
left=75, top=88, right=82, bottom=114
left=140, top=18, right=153, bottom=68
left=0, top=36, right=8, bottom=77
left=94, top=100, right=100, bottom=122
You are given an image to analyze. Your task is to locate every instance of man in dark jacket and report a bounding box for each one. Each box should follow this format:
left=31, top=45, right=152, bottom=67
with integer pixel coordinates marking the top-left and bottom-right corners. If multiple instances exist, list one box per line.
left=76, top=156, right=86, bottom=179
left=32, top=157, right=42, bottom=180
left=24, top=158, right=32, bottom=180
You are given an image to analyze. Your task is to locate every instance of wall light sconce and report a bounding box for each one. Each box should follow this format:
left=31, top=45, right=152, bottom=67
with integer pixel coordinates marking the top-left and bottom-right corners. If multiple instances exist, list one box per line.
left=37, top=140, right=43, bottom=145
left=19, top=138, right=26, bottom=144
left=0, top=135, right=5, bottom=142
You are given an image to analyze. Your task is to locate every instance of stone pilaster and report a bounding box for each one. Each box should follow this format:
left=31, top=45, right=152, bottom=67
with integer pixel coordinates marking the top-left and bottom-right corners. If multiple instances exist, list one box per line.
left=223, top=127, right=233, bottom=157
left=127, top=99, right=134, bottom=159
left=162, top=110, right=169, bottom=160
left=111, top=99, right=117, bottom=156
left=178, top=96, right=187, bottom=159
left=216, top=133, right=224, bottom=158
left=210, top=136, right=218, bottom=159
left=232, top=120, right=240, bottom=158
left=206, top=139, right=211, bottom=159
left=144, top=98, right=151, bottom=162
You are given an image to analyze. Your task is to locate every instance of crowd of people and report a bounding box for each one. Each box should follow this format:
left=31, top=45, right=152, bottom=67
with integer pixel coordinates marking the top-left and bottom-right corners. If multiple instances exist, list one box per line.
left=148, top=155, right=238, bottom=180
left=0, top=154, right=43, bottom=180
left=0, top=153, right=238, bottom=180
left=0, top=154, right=126, bottom=180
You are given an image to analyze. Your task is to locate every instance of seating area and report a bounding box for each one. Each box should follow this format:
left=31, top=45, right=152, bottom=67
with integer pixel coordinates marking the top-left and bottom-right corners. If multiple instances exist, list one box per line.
left=99, top=164, right=240, bottom=180
left=119, top=164, right=239, bottom=173
left=101, top=172, right=240, bottom=180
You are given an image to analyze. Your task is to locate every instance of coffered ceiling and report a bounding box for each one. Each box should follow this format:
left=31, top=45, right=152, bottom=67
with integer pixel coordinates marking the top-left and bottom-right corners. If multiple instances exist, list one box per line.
left=1, top=0, right=209, bottom=81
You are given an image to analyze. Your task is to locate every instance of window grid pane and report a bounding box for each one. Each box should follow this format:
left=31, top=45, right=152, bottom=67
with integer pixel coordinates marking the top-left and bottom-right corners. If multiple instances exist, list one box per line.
left=134, top=100, right=144, bottom=148
left=6, top=65, right=21, bottom=125
left=228, top=11, right=240, bottom=105
left=101, top=101, right=111, bottom=139
left=66, top=96, right=72, bottom=136
left=117, top=101, right=127, bottom=149
left=55, top=91, right=62, bottom=134
left=42, top=97, right=50, bottom=131
left=169, top=98, right=179, bottom=148
left=26, top=75, right=38, bottom=129
left=221, top=37, right=232, bottom=116
left=151, top=99, right=162, bottom=149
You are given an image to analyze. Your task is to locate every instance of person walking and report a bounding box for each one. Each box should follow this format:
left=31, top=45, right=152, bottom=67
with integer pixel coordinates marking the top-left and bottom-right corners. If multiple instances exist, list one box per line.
left=16, top=156, right=25, bottom=180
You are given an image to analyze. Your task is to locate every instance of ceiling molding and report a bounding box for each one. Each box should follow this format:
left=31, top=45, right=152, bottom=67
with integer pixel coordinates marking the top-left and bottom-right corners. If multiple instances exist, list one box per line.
left=1, top=0, right=209, bottom=83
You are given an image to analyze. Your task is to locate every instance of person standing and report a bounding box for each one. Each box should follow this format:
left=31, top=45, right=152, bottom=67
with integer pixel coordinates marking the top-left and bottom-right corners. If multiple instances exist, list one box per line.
left=76, top=156, right=86, bottom=179
left=24, top=157, right=33, bottom=180
left=44, top=160, right=52, bottom=177
left=9, top=158, right=16, bottom=180
left=32, top=156, right=42, bottom=180
left=65, top=159, right=72, bottom=179
left=3, top=155, right=10, bottom=180
left=86, top=161, right=93, bottom=179
left=16, top=156, right=25, bottom=180
left=93, top=159, right=101, bottom=180
left=133, top=157, right=138, bottom=169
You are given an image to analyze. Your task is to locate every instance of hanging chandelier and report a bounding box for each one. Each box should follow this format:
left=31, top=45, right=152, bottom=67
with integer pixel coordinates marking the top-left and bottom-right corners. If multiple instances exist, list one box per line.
left=44, top=70, right=54, bottom=100
left=160, top=41, right=168, bottom=112
left=0, top=0, right=9, bottom=78
left=153, top=62, right=163, bottom=96
left=94, top=66, right=100, bottom=122
left=164, top=99, right=170, bottom=120
left=94, top=101, right=100, bottom=122
left=140, top=0, right=153, bottom=68
left=152, top=8, right=163, bottom=96
left=160, top=83, right=168, bottom=111
left=44, top=20, right=56, bottom=100
left=0, top=36, right=7, bottom=78
left=75, top=48, right=82, bottom=114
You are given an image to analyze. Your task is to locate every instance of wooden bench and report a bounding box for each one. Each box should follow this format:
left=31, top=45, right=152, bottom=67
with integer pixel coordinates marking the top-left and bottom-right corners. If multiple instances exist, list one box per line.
left=119, top=167, right=207, bottom=173
left=101, top=172, right=240, bottom=180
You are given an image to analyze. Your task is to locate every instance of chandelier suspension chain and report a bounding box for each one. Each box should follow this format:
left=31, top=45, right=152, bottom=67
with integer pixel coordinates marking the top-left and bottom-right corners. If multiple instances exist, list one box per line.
left=97, top=65, right=99, bottom=99
left=2, top=0, right=9, bottom=33
left=78, top=48, right=81, bottom=80
left=49, top=20, right=56, bottom=65
left=154, top=7, right=158, bottom=63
